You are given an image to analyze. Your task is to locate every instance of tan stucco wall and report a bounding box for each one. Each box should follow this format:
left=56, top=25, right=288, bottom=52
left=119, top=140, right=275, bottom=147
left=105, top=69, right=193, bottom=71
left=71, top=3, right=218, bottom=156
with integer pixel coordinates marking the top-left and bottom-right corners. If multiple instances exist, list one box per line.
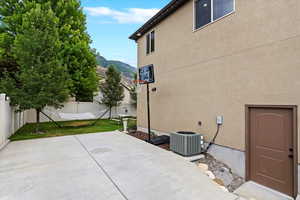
left=136, top=0, right=300, bottom=153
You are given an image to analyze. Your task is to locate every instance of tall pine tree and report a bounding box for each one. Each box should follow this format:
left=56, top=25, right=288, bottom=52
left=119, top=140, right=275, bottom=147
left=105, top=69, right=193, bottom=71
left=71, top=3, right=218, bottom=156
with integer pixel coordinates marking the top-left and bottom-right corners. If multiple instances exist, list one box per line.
left=0, top=2, right=69, bottom=132
left=100, top=66, right=124, bottom=119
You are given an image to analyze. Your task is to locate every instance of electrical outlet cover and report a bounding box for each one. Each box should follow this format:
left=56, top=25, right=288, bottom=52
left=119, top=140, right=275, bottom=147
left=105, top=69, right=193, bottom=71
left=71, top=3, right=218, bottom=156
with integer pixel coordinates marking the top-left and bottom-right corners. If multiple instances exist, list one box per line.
left=216, top=116, right=224, bottom=125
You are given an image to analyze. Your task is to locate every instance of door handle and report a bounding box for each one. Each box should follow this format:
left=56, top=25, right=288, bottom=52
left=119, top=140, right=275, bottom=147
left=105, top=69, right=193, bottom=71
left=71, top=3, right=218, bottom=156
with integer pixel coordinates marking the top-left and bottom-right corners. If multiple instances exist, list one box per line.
left=289, top=148, right=293, bottom=152
left=288, top=154, right=294, bottom=158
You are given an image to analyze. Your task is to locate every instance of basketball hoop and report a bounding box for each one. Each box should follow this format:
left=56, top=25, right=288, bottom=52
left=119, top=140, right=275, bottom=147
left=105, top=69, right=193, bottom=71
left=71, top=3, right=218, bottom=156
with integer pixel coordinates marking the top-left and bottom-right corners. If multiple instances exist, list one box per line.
left=137, top=65, right=155, bottom=143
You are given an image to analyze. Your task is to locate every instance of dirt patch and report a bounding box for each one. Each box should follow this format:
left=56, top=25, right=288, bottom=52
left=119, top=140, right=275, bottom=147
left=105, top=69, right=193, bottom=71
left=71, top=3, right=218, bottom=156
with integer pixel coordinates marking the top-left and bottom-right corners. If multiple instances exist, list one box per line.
left=196, top=154, right=245, bottom=192
left=64, top=121, right=91, bottom=127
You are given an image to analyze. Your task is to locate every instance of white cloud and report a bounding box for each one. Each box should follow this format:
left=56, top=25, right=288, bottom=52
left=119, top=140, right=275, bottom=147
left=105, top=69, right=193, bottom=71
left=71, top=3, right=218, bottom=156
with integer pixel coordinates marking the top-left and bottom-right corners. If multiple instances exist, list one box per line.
left=84, top=7, right=160, bottom=24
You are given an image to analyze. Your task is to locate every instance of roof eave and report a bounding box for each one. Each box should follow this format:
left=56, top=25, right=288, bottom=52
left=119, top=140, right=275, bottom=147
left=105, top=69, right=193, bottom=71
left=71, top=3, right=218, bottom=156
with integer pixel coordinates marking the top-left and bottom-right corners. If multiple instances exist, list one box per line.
left=129, top=0, right=188, bottom=41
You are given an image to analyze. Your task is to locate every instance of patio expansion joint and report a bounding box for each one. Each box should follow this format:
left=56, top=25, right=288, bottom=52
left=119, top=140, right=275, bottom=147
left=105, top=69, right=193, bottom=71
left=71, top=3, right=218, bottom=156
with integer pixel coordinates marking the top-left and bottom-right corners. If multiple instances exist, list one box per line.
left=234, top=195, right=243, bottom=200
left=74, top=135, right=129, bottom=200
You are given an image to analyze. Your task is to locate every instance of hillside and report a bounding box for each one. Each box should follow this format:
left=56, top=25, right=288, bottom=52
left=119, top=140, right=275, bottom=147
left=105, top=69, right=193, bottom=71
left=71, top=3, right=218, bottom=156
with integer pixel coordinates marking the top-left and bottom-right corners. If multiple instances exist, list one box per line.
left=96, top=66, right=134, bottom=90
left=96, top=55, right=136, bottom=79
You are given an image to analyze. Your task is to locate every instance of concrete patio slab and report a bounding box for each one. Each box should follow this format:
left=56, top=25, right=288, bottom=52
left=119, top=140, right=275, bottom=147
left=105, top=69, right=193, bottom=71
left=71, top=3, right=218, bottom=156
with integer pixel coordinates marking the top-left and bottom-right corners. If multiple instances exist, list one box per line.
left=76, top=132, right=238, bottom=200
left=0, top=131, right=240, bottom=200
left=0, top=136, right=126, bottom=200
left=234, top=181, right=293, bottom=200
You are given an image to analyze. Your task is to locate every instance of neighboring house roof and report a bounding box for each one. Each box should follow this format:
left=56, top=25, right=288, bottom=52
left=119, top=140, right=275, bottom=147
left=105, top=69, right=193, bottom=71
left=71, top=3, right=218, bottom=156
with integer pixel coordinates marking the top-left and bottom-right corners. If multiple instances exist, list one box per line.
left=129, top=0, right=189, bottom=41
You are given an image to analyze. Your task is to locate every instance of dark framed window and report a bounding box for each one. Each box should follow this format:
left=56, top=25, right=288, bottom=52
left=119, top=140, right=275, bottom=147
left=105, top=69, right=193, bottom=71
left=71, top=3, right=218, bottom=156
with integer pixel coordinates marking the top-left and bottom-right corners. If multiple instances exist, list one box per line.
left=146, top=30, right=155, bottom=54
left=195, top=0, right=211, bottom=29
left=213, top=0, right=234, bottom=20
left=150, top=31, right=155, bottom=52
left=146, top=33, right=150, bottom=54
left=195, top=0, right=234, bottom=30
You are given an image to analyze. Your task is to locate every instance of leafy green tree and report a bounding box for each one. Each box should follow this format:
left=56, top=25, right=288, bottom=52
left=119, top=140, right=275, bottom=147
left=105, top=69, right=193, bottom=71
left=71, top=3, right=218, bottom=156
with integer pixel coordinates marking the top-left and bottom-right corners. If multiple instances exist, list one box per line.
left=0, top=3, right=69, bottom=132
left=52, top=0, right=98, bottom=100
left=0, top=0, right=98, bottom=99
left=100, top=66, right=124, bottom=119
left=0, top=1, right=24, bottom=78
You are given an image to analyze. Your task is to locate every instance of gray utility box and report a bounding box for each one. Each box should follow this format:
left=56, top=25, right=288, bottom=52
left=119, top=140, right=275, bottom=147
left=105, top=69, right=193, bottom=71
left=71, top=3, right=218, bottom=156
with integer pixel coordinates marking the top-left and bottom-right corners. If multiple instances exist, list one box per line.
left=170, top=132, right=204, bottom=156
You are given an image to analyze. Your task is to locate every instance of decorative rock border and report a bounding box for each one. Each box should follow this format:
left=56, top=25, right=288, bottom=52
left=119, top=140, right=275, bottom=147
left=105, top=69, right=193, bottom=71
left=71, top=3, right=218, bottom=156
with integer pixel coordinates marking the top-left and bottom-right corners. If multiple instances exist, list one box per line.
left=196, top=154, right=245, bottom=193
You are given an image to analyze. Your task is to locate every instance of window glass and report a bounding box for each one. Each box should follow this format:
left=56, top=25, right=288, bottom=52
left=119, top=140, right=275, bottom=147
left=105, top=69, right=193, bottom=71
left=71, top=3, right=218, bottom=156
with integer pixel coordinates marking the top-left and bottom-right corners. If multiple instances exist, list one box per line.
left=213, top=0, right=234, bottom=21
left=146, top=33, right=150, bottom=54
left=195, top=0, right=212, bottom=29
left=150, top=31, right=155, bottom=52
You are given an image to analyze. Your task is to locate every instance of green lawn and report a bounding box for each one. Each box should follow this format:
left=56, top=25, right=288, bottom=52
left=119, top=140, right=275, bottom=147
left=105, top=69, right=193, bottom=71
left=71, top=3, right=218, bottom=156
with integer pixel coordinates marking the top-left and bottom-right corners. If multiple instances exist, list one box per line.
left=10, top=119, right=136, bottom=141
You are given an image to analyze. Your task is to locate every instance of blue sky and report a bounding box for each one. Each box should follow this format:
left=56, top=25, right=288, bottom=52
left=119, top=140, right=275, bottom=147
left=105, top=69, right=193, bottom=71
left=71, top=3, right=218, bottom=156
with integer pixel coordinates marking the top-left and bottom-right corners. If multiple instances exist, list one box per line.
left=81, top=0, right=170, bottom=67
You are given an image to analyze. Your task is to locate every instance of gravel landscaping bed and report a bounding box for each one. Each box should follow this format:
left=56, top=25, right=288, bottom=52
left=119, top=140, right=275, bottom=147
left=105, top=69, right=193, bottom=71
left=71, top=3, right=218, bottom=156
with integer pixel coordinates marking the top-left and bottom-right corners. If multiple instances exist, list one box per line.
left=196, top=154, right=245, bottom=192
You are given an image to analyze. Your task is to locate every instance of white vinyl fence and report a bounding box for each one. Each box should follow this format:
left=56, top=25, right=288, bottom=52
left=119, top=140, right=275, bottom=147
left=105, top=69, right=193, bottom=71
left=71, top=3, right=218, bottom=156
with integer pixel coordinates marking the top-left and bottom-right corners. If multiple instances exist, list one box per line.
left=0, top=94, right=26, bottom=149
left=0, top=93, right=136, bottom=149
left=25, top=102, right=137, bottom=123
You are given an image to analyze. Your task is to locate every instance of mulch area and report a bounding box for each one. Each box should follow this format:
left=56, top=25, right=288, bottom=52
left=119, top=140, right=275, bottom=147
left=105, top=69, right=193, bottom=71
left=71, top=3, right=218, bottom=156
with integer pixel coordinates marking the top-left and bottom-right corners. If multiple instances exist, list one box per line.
left=126, top=131, right=170, bottom=151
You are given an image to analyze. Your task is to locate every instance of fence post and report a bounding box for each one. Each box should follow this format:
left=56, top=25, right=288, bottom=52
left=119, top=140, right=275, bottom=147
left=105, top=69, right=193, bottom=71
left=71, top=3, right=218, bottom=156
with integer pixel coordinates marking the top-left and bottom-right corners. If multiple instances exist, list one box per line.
left=0, top=93, right=11, bottom=149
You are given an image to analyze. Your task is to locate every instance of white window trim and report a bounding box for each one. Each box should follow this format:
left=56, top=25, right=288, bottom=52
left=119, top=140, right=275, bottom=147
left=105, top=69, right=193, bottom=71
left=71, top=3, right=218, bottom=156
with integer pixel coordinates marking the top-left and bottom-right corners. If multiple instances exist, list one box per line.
left=193, top=0, right=236, bottom=32
left=146, top=30, right=155, bottom=55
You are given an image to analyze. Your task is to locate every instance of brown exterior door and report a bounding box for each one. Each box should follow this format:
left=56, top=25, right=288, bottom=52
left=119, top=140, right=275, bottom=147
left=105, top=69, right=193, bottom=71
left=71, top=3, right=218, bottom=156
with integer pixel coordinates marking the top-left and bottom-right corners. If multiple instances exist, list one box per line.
left=247, top=107, right=295, bottom=196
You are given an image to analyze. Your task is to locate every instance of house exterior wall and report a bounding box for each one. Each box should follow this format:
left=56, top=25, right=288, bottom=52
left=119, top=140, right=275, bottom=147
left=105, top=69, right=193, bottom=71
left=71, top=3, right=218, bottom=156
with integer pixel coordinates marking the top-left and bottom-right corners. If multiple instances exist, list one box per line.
left=136, top=0, right=300, bottom=156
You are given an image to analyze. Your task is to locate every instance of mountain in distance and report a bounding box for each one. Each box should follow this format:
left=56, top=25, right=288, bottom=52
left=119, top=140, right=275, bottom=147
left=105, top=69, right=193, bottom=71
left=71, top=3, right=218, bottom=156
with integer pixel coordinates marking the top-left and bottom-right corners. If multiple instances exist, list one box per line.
left=96, top=54, right=137, bottom=79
